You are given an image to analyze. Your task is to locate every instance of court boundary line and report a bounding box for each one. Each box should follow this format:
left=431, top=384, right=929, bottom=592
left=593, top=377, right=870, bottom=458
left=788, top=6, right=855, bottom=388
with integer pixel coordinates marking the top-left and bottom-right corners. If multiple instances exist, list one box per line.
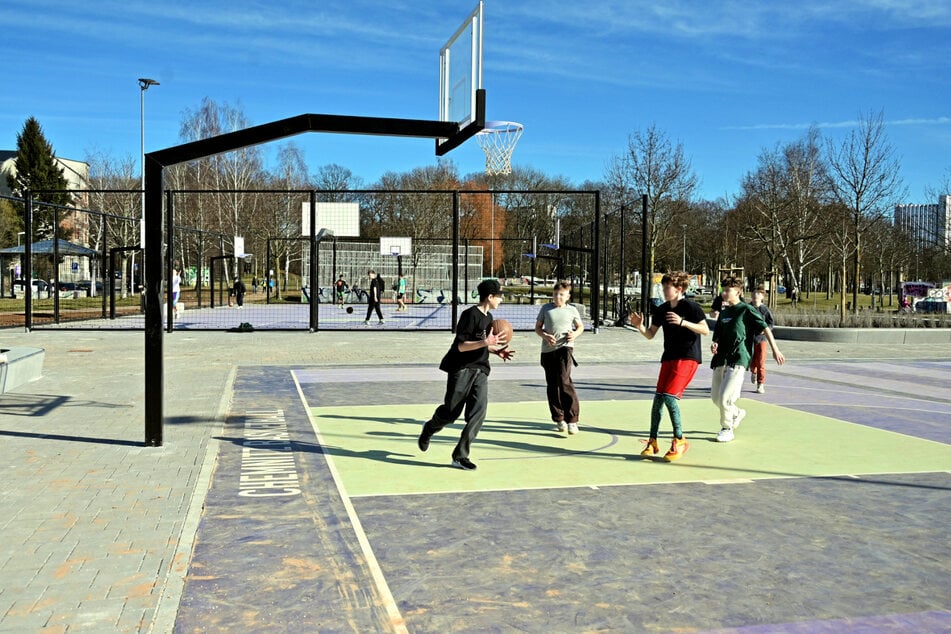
left=292, top=369, right=408, bottom=634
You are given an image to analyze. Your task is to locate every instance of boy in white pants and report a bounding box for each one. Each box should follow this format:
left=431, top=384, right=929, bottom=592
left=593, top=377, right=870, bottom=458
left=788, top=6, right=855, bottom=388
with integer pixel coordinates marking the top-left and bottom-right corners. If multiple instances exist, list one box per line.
left=710, top=277, right=785, bottom=442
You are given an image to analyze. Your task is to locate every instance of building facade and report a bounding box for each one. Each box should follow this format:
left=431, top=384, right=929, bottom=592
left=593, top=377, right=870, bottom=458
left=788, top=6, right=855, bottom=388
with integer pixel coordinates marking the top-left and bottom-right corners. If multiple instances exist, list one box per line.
left=894, top=195, right=951, bottom=249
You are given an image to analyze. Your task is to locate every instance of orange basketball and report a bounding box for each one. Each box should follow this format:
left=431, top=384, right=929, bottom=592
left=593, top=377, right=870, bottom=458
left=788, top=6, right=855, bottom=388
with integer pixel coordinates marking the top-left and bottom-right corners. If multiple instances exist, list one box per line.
left=491, top=318, right=513, bottom=348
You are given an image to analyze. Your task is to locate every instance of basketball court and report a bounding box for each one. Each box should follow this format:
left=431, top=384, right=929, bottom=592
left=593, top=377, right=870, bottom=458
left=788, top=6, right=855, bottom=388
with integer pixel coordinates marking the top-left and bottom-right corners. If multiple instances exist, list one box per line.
left=138, top=5, right=948, bottom=631
left=173, top=358, right=951, bottom=632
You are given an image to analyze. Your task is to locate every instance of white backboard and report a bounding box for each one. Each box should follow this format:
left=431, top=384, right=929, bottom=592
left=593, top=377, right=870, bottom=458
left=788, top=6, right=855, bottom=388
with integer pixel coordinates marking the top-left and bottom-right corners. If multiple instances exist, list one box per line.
left=439, top=1, right=483, bottom=126
left=301, top=202, right=360, bottom=238
left=379, top=236, right=412, bottom=257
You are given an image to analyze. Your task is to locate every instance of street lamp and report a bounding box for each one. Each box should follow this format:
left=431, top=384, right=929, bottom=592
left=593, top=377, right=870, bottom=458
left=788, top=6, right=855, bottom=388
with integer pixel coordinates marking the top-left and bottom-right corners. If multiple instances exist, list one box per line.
left=139, top=78, right=159, bottom=244
left=139, top=78, right=159, bottom=298
left=681, top=224, right=687, bottom=271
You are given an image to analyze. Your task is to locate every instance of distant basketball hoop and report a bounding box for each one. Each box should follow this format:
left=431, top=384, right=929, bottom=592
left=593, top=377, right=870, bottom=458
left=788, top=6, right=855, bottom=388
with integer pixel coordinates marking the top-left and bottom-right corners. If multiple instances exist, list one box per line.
left=476, top=121, right=523, bottom=175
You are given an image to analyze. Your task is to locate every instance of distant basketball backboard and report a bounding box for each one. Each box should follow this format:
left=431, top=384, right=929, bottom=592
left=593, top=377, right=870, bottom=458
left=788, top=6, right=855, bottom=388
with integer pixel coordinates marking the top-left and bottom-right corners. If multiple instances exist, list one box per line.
left=379, top=237, right=412, bottom=257
left=301, top=202, right=360, bottom=238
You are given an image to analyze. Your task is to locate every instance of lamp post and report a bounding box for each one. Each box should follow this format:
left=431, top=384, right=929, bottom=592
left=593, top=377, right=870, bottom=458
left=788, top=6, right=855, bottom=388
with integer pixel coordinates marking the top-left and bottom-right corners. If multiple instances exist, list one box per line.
left=139, top=78, right=159, bottom=296
left=139, top=78, right=159, bottom=238
left=682, top=224, right=687, bottom=271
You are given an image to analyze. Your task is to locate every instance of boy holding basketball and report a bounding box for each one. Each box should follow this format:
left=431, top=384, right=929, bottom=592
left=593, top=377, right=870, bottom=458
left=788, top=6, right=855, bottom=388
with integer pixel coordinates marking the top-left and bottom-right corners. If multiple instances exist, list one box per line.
left=536, top=281, right=585, bottom=434
left=629, top=271, right=709, bottom=461
left=417, top=279, right=514, bottom=470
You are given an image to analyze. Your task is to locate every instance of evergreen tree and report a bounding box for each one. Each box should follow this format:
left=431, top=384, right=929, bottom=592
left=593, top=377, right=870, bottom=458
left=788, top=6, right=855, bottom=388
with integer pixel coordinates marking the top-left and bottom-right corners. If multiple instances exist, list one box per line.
left=6, top=117, right=72, bottom=240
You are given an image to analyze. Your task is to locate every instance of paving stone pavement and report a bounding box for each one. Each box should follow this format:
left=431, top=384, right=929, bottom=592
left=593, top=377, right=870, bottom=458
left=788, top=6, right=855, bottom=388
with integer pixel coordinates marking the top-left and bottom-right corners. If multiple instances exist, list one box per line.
left=0, top=326, right=947, bottom=632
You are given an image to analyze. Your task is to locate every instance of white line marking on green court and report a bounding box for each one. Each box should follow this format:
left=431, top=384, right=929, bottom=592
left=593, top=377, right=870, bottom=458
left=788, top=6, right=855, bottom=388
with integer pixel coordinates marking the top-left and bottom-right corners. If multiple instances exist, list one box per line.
left=292, top=370, right=408, bottom=634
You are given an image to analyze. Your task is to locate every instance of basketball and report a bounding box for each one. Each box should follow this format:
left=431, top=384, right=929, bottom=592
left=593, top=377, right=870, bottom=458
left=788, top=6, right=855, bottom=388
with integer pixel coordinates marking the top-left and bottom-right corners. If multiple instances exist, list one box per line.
left=346, top=306, right=354, bottom=314
left=491, top=318, right=513, bottom=348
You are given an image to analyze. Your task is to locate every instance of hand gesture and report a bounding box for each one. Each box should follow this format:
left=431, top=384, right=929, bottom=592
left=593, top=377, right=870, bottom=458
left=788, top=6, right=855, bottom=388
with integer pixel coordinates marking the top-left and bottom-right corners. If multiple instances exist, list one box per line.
left=628, top=311, right=643, bottom=328
left=497, top=348, right=515, bottom=362
left=542, top=330, right=558, bottom=346
left=486, top=327, right=509, bottom=350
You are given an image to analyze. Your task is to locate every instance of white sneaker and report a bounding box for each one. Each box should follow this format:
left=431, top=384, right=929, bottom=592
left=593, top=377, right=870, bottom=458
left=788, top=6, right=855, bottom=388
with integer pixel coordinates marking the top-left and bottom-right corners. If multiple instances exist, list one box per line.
left=716, top=428, right=735, bottom=442
left=756, top=384, right=765, bottom=394
left=567, top=422, right=579, bottom=435
left=555, top=421, right=567, bottom=432
left=732, top=409, right=747, bottom=430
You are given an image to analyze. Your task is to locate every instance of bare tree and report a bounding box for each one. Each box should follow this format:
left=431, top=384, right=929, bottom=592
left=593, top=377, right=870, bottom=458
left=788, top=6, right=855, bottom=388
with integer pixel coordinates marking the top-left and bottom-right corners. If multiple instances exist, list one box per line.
left=826, top=110, right=905, bottom=315
left=313, top=164, right=362, bottom=199
left=85, top=150, right=140, bottom=297
left=737, top=127, right=829, bottom=305
left=606, top=124, right=698, bottom=285
left=264, top=142, right=311, bottom=299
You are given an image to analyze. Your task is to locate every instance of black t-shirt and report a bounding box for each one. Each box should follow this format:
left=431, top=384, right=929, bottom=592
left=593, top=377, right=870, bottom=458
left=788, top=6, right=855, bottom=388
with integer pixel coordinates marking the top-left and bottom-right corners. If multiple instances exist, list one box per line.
left=369, top=277, right=384, bottom=301
left=651, top=298, right=706, bottom=363
left=439, top=305, right=493, bottom=375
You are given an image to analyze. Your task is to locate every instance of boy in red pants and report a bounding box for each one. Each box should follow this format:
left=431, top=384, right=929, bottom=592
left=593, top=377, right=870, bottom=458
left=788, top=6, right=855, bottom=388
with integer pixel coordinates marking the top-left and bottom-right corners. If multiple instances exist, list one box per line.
left=628, top=271, right=709, bottom=461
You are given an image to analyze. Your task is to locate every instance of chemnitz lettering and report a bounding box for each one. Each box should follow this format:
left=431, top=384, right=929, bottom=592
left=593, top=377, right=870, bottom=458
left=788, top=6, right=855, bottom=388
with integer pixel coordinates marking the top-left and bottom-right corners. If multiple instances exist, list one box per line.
left=238, top=409, right=301, bottom=497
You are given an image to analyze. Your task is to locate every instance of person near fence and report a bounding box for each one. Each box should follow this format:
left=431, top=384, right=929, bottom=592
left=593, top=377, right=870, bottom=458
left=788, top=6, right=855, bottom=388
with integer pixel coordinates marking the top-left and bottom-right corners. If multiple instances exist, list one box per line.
left=396, top=273, right=407, bottom=312
left=628, top=271, right=709, bottom=461
left=335, top=274, right=349, bottom=308
left=364, top=270, right=384, bottom=325
left=171, top=262, right=182, bottom=317
left=233, top=278, right=246, bottom=308
left=710, top=276, right=785, bottom=443
left=535, top=281, right=585, bottom=435
left=417, top=279, right=514, bottom=470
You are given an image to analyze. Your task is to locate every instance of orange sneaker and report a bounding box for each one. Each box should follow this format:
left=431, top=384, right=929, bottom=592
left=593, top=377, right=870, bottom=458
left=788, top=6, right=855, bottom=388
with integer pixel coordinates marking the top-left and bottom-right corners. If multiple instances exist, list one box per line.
left=639, top=438, right=660, bottom=457
left=663, top=436, right=689, bottom=462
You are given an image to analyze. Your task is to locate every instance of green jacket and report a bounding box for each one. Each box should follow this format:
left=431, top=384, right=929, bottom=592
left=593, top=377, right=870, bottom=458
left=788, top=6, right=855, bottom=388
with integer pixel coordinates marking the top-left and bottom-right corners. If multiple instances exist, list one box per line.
left=711, top=302, right=769, bottom=369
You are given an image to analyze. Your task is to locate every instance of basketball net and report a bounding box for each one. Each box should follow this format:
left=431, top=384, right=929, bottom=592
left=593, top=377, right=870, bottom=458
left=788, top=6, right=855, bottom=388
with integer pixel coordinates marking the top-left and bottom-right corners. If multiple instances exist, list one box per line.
left=476, top=121, right=523, bottom=176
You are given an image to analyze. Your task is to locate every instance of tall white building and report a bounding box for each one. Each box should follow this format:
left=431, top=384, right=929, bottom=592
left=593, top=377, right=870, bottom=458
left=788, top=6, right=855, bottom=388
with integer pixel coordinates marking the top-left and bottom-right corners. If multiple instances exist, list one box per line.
left=894, top=195, right=951, bottom=249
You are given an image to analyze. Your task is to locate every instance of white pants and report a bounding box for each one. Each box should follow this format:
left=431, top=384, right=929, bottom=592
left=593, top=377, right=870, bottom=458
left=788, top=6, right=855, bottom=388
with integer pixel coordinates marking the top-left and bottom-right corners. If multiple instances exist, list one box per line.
left=711, top=365, right=746, bottom=430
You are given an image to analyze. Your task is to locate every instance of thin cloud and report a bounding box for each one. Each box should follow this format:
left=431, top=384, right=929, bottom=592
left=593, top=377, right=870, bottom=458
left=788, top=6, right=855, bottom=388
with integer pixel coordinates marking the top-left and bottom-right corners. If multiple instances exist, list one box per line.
left=723, top=117, right=951, bottom=131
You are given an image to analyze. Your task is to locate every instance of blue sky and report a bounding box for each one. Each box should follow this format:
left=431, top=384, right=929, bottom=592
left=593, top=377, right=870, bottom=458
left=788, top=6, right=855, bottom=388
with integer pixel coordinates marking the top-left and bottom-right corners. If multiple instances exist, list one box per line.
left=2, top=0, right=950, bottom=201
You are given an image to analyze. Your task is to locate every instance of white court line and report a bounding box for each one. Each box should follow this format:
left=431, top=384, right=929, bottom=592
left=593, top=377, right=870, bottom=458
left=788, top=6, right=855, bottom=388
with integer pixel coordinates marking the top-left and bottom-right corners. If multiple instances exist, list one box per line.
left=291, top=370, right=408, bottom=634
left=779, top=401, right=949, bottom=414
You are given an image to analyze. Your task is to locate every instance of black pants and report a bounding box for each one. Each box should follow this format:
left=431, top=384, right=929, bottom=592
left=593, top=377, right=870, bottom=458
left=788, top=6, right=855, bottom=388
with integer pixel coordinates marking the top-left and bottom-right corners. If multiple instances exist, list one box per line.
left=423, top=367, right=488, bottom=460
left=540, top=347, right=579, bottom=423
left=365, top=300, right=383, bottom=321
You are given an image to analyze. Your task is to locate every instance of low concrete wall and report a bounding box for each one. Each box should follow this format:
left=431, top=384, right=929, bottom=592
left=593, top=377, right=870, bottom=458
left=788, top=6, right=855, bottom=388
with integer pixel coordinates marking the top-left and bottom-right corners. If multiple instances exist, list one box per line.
left=700, top=319, right=951, bottom=344
left=0, top=347, right=45, bottom=393
left=773, top=326, right=951, bottom=344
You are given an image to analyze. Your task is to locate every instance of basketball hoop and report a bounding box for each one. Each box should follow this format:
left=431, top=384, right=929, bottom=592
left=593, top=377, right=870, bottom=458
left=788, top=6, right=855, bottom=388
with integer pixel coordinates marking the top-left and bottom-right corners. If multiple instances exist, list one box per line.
left=476, top=121, right=523, bottom=176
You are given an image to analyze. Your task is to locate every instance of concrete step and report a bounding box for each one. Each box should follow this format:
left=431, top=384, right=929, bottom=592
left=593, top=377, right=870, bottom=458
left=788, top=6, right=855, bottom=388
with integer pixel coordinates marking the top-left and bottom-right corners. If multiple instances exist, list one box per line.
left=0, top=347, right=45, bottom=393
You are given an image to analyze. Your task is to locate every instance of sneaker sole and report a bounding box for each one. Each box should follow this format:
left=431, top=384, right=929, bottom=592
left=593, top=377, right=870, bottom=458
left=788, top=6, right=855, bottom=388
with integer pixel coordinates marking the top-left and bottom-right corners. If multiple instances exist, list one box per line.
left=451, top=460, right=477, bottom=471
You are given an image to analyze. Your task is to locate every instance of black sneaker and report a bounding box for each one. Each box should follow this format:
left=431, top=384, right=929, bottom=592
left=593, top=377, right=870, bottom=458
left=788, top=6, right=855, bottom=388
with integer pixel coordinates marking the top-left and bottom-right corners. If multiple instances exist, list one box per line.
left=418, top=430, right=431, bottom=452
left=451, top=457, right=477, bottom=471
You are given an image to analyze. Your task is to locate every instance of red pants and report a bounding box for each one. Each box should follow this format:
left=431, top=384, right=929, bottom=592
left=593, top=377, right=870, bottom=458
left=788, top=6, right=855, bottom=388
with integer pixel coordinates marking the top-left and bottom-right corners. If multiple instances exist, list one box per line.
left=656, top=358, right=699, bottom=399
left=750, top=340, right=767, bottom=384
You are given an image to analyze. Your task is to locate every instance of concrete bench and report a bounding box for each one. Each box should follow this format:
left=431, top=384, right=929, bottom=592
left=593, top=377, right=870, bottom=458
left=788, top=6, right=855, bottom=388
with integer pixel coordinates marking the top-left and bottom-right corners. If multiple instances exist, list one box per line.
left=0, top=347, right=45, bottom=394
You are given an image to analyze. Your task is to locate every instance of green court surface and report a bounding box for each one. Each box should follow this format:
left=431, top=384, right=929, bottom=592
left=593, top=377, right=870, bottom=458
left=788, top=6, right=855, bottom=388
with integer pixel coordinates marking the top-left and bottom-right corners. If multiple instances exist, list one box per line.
left=308, top=399, right=951, bottom=497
